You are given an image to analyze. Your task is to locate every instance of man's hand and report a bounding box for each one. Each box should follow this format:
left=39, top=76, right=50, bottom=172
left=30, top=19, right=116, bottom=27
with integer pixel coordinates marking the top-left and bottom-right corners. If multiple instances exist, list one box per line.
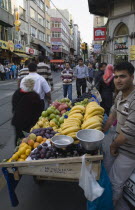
left=110, top=142, right=119, bottom=156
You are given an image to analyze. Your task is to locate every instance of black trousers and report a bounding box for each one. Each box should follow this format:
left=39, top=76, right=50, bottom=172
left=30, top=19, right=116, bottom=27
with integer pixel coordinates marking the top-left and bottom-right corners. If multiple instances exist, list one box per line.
left=76, top=78, right=87, bottom=98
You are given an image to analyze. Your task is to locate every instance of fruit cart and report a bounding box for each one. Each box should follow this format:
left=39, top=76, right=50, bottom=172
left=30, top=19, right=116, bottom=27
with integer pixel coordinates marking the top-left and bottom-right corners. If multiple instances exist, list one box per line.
left=0, top=154, right=103, bottom=206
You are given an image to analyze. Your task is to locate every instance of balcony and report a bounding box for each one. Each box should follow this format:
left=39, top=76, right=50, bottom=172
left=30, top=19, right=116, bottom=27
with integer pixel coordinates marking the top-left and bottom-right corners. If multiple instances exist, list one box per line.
left=0, top=7, right=14, bottom=27
left=88, top=0, right=111, bottom=17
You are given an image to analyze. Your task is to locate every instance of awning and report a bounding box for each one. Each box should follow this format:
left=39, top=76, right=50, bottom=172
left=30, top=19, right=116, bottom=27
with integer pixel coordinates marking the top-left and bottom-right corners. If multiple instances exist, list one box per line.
left=13, top=53, right=30, bottom=58
left=50, top=60, right=64, bottom=63
left=39, top=44, right=53, bottom=54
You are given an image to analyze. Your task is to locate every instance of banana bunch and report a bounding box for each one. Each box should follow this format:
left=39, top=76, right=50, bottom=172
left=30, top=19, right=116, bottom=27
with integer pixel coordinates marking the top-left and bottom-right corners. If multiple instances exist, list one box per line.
left=82, top=102, right=104, bottom=130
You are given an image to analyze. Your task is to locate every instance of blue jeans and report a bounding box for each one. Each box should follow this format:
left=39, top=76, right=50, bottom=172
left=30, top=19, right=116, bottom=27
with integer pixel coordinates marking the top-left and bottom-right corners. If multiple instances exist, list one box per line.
left=63, top=84, right=72, bottom=100
left=6, top=72, right=10, bottom=80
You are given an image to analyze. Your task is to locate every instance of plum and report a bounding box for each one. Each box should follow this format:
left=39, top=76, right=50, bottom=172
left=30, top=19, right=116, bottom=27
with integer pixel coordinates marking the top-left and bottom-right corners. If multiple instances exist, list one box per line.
left=45, top=134, right=50, bottom=139
left=37, top=145, right=42, bottom=151
left=46, top=130, right=50, bottom=134
left=42, top=143, right=48, bottom=147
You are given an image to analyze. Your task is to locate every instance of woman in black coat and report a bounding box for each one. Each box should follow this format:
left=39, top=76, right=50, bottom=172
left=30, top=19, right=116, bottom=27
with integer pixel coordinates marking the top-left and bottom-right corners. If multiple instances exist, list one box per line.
left=12, top=78, right=43, bottom=145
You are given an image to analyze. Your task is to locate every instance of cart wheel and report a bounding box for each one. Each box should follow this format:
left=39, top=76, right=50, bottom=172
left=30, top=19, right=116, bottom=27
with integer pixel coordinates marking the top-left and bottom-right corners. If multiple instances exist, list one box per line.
left=33, top=176, right=44, bottom=185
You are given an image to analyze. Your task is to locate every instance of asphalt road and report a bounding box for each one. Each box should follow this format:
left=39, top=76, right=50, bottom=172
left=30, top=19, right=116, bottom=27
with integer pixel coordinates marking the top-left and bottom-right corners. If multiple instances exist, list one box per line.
left=0, top=73, right=87, bottom=210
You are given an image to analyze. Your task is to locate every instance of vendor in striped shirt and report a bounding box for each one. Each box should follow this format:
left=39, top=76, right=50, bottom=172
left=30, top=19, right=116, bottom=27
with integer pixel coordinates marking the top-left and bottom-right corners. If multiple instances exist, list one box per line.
left=61, top=62, right=74, bottom=100
left=104, top=62, right=135, bottom=210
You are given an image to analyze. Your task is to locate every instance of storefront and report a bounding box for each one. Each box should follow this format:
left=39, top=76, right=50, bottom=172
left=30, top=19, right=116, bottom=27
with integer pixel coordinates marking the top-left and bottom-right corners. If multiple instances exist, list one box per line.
left=0, top=40, right=13, bottom=64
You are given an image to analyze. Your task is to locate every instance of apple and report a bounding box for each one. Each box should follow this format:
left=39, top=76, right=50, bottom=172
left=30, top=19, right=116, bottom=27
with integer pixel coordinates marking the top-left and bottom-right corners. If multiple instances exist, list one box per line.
left=59, top=116, right=64, bottom=124
left=50, top=113, right=56, bottom=119
left=47, top=107, right=54, bottom=115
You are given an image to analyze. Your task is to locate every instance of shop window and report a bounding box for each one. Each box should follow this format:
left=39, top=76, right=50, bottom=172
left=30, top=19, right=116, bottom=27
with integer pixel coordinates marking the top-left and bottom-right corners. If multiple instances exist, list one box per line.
left=30, top=7, right=36, bottom=21
left=31, top=26, right=37, bottom=38
left=38, top=14, right=44, bottom=26
left=19, top=7, right=26, bottom=21
left=114, top=23, right=129, bottom=37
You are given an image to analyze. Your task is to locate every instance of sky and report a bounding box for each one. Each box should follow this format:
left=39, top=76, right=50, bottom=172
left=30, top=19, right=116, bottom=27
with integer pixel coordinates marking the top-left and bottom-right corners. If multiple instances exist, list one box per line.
left=50, top=0, right=93, bottom=44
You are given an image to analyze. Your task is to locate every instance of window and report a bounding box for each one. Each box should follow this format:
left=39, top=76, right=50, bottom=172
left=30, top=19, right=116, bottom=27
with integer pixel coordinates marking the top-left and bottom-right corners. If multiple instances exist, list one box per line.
left=30, top=8, right=36, bottom=20
left=0, top=0, right=11, bottom=12
left=52, top=32, right=61, bottom=38
left=45, top=6, right=49, bottom=13
left=47, top=34, right=50, bottom=43
left=19, top=7, right=26, bottom=20
left=31, top=26, right=37, bottom=38
left=38, top=14, right=44, bottom=26
left=46, top=20, right=50, bottom=29
left=38, top=31, right=45, bottom=42
left=39, top=0, right=44, bottom=10
left=51, top=21, right=61, bottom=28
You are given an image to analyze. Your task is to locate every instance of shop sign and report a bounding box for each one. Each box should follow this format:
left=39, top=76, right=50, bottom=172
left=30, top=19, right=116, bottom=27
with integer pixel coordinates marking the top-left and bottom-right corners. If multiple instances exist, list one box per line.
left=94, top=27, right=106, bottom=41
left=52, top=46, right=59, bottom=50
left=52, top=42, right=62, bottom=45
left=114, top=37, right=128, bottom=50
left=14, top=44, right=26, bottom=53
left=29, top=48, right=34, bottom=54
left=0, top=40, right=8, bottom=50
left=94, top=44, right=101, bottom=53
left=129, top=45, right=135, bottom=60
left=8, top=41, right=14, bottom=52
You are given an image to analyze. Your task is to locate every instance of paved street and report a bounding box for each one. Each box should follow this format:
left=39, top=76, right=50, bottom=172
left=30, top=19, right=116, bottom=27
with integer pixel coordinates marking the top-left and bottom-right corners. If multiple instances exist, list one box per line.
left=0, top=72, right=87, bottom=210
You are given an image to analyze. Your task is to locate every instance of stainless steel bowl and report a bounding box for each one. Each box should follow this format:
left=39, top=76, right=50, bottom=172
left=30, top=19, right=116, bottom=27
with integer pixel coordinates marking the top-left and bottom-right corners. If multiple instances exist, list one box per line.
left=76, top=129, right=104, bottom=151
left=51, top=135, right=74, bottom=148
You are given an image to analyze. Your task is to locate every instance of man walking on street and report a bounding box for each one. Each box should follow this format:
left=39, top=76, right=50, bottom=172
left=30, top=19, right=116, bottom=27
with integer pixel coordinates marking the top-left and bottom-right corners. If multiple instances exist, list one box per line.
left=20, top=63, right=52, bottom=110
left=61, top=62, right=74, bottom=100
left=37, top=56, right=54, bottom=91
left=103, top=62, right=135, bottom=210
left=74, top=58, right=89, bottom=98
left=18, top=60, right=30, bottom=86
left=95, top=62, right=107, bottom=86
left=0, top=63, right=5, bottom=80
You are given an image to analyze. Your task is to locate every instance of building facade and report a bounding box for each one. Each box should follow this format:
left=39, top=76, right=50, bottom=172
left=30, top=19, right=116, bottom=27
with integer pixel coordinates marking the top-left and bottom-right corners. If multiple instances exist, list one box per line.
left=88, top=0, right=135, bottom=65
left=49, top=9, right=73, bottom=60
left=0, top=0, right=14, bottom=63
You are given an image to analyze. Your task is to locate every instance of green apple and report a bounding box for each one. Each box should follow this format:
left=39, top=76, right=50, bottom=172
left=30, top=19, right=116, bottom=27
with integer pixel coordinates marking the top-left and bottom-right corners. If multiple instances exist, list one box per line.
left=42, top=111, right=48, bottom=118
left=50, top=113, right=56, bottom=119
left=59, top=116, right=64, bottom=124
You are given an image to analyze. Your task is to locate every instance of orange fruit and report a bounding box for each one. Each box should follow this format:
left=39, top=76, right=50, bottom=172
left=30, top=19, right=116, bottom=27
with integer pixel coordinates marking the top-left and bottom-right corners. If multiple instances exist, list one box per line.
left=25, top=149, right=31, bottom=156
left=43, top=138, right=47, bottom=142
left=34, top=142, right=40, bottom=149
left=28, top=139, right=34, bottom=147
left=36, top=136, right=43, bottom=143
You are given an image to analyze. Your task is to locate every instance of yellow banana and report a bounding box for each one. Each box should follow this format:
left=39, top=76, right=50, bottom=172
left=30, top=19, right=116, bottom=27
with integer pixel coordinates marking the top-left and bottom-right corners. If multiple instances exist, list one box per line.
left=62, top=124, right=80, bottom=131
left=71, top=105, right=85, bottom=112
left=81, top=119, right=99, bottom=129
left=84, top=115, right=103, bottom=123
left=85, top=107, right=104, bottom=115
left=68, top=110, right=82, bottom=116
left=84, top=123, right=102, bottom=129
left=64, top=118, right=81, bottom=125
left=95, top=127, right=102, bottom=131
left=67, top=132, right=77, bottom=138
left=61, top=127, right=79, bottom=135
left=84, top=111, right=104, bottom=119
left=68, top=113, right=83, bottom=120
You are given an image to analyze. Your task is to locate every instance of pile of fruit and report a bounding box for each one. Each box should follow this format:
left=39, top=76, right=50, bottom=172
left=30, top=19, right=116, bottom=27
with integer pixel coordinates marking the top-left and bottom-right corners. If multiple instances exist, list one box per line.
left=30, top=127, right=57, bottom=139
left=30, top=143, right=86, bottom=160
left=82, top=102, right=104, bottom=130
left=8, top=133, right=53, bottom=162
left=72, top=98, right=89, bottom=106
left=31, top=98, right=71, bottom=132
left=60, top=105, right=85, bottom=138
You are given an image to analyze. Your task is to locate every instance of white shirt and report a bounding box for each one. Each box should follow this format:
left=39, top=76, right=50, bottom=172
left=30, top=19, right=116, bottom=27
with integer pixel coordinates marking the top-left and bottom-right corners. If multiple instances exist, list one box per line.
left=20, top=72, right=51, bottom=99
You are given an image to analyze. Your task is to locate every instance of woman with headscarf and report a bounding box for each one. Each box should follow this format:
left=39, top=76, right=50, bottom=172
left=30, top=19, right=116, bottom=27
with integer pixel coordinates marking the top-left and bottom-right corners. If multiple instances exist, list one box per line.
left=97, top=64, right=115, bottom=116
left=12, top=77, right=43, bottom=145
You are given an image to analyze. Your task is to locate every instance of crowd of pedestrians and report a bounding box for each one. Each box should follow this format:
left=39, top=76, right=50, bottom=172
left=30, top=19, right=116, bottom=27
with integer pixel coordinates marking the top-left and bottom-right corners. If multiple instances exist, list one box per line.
left=0, top=63, right=19, bottom=80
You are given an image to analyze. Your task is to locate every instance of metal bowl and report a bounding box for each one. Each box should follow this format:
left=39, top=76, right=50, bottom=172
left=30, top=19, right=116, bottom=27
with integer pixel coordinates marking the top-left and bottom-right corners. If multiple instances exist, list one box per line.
left=51, top=135, right=74, bottom=148
left=76, top=129, right=104, bottom=151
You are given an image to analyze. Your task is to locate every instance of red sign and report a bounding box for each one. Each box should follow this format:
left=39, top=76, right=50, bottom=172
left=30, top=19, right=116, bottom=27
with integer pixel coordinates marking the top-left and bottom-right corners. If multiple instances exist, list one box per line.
left=94, top=27, right=106, bottom=41
left=29, top=48, right=34, bottom=54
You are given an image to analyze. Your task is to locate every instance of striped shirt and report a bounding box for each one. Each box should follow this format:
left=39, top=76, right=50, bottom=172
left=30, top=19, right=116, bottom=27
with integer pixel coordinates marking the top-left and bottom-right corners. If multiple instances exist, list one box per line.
left=18, top=67, right=29, bottom=79
left=112, top=89, right=135, bottom=159
left=61, top=68, right=74, bottom=84
left=37, top=62, right=53, bottom=89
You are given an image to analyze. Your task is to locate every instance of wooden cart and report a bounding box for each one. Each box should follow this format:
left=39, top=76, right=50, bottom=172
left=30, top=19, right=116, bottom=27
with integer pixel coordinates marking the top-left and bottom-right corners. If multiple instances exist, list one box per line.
left=0, top=154, right=103, bottom=182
